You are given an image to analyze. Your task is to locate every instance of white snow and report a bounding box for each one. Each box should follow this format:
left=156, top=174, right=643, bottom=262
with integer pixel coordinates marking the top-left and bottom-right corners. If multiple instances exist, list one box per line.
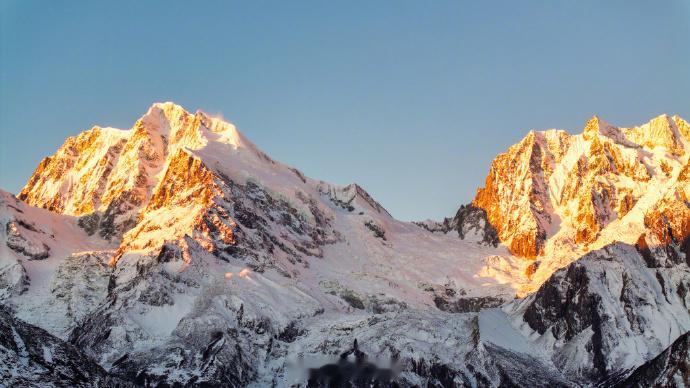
left=11, top=325, right=29, bottom=367
left=42, top=345, right=53, bottom=364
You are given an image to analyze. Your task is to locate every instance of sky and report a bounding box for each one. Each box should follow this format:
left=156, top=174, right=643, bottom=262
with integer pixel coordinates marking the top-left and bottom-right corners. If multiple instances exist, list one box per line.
left=1, top=1, right=689, bottom=221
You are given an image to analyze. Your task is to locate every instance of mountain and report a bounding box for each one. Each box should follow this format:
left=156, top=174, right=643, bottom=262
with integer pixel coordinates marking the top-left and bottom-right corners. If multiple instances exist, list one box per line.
left=512, top=237, right=690, bottom=383
left=472, top=114, right=690, bottom=294
left=1, top=102, right=689, bottom=386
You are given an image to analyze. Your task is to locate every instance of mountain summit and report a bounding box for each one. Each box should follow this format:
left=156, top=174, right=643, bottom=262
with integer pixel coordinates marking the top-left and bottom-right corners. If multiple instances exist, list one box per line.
left=2, top=103, right=689, bottom=386
left=19, top=102, right=265, bottom=239
left=473, top=113, right=690, bottom=290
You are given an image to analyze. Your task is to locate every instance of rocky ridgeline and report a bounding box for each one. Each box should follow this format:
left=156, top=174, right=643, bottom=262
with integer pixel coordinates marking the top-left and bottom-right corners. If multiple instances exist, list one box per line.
left=1, top=104, right=689, bottom=386
left=473, top=115, right=689, bottom=259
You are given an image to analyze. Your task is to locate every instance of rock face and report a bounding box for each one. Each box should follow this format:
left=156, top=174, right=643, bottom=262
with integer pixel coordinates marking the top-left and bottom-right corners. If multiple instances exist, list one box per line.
left=0, top=306, right=131, bottom=387
left=5, top=219, right=50, bottom=260
left=474, top=129, right=570, bottom=258
left=18, top=103, right=232, bottom=242
left=451, top=204, right=500, bottom=246
left=16, top=103, right=348, bottom=276
left=472, top=115, right=690, bottom=265
left=291, top=310, right=574, bottom=388
left=3, top=103, right=690, bottom=386
left=414, top=204, right=499, bottom=247
left=517, top=237, right=690, bottom=383
left=616, top=330, right=690, bottom=388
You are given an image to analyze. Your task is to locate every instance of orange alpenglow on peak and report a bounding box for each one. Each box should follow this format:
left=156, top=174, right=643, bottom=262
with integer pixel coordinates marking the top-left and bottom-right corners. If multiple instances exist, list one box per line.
left=16, top=102, right=265, bottom=246
left=473, top=113, right=690, bottom=259
left=17, top=102, right=249, bottom=213
left=17, top=102, right=342, bottom=268
left=14, top=105, right=690, bottom=275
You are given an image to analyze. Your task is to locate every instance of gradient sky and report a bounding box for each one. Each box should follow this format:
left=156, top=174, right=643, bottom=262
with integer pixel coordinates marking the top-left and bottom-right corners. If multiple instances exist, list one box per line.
left=1, top=1, right=689, bottom=221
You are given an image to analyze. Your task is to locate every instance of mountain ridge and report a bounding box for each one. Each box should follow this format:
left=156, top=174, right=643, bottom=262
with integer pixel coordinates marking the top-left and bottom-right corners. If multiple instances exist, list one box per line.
left=2, top=102, right=689, bottom=386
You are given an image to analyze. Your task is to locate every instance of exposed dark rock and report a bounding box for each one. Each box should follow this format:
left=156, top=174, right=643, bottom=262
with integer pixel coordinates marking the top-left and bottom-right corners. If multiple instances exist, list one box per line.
left=15, top=218, right=40, bottom=233
left=213, top=176, right=341, bottom=267
left=521, top=238, right=690, bottom=383
left=414, top=204, right=499, bottom=247
left=277, top=321, right=303, bottom=343
left=615, top=331, right=690, bottom=388
left=368, top=295, right=408, bottom=314
left=77, top=213, right=101, bottom=236
left=433, top=295, right=503, bottom=313
left=69, top=297, right=118, bottom=357
left=318, top=183, right=389, bottom=215
left=524, top=263, right=598, bottom=341
left=5, top=220, right=50, bottom=260
left=0, top=306, right=133, bottom=387
left=523, top=262, right=607, bottom=380
left=109, top=338, right=255, bottom=388
left=98, top=195, right=139, bottom=241
left=76, top=193, right=139, bottom=241
left=0, top=262, right=30, bottom=296
left=364, top=220, right=386, bottom=240
left=351, top=184, right=391, bottom=216
left=340, top=289, right=366, bottom=310
left=453, top=204, right=500, bottom=246
left=404, top=343, right=571, bottom=388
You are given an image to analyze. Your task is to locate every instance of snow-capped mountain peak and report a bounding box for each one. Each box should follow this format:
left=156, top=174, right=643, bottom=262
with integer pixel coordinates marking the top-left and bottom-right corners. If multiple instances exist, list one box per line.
left=4, top=104, right=690, bottom=386
left=141, top=101, right=257, bottom=151
left=17, top=103, right=283, bottom=244
left=473, top=113, right=689, bottom=294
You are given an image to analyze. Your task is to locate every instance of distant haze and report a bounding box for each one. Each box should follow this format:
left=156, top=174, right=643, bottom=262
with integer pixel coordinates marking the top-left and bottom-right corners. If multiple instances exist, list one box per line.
left=1, top=1, right=688, bottom=221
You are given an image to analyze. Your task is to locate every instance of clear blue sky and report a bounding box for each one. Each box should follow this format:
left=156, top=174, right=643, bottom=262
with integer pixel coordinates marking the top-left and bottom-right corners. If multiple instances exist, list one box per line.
left=1, top=1, right=689, bottom=221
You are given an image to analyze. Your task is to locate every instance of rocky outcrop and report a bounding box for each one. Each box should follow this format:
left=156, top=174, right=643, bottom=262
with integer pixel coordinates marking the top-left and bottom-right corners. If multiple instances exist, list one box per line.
left=433, top=295, right=503, bottom=313
left=17, top=103, right=226, bottom=242
left=363, top=220, right=386, bottom=240
left=520, top=237, right=690, bottom=383
left=471, top=114, right=690, bottom=283
left=5, top=220, right=50, bottom=260
left=451, top=204, right=499, bottom=246
left=643, top=159, right=690, bottom=247
left=473, top=130, right=567, bottom=257
left=0, top=306, right=132, bottom=387
left=622, top=114, right=687, bottom=157
left=0, top=262, right=29, bottom=300
left=414, top=204, right=499, bottom=246
left=616, top=331, right=690, bottom=388
left=107, top=329, right=257, bottom=387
